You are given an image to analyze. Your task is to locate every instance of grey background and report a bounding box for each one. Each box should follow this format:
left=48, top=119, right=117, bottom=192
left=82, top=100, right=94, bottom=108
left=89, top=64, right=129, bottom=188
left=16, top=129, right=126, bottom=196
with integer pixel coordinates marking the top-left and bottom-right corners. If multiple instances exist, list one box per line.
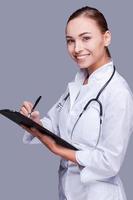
left=0, top=0, right=133, bottom=199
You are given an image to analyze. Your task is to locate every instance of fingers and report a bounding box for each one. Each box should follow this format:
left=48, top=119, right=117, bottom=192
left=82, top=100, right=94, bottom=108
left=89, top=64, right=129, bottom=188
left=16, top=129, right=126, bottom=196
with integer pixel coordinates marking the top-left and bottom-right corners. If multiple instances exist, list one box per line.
left=20, top=101, right=41, bottom=124
left=30, top=110, right=41, bottom=124
left=21, top=125, right=39, bottom=137
left=23, top=101, right=33, bottom=113
left=20, top=101, right=33, bottom=116
left=21, top=124, right=57, bottom=152
left=30, top=110, right=40, bottom=119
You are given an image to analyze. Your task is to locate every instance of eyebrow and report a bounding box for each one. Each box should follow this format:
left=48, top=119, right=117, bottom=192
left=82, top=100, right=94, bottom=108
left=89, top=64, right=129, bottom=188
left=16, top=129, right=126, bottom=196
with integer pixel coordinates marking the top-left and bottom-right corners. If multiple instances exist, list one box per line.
left=66, top=32, right=92, bottom=38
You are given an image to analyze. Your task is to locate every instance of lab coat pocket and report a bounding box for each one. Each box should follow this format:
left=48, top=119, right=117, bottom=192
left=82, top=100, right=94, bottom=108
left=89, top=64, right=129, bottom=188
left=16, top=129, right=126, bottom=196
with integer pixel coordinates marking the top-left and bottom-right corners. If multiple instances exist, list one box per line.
left=79, top=166, right=119, bottom=200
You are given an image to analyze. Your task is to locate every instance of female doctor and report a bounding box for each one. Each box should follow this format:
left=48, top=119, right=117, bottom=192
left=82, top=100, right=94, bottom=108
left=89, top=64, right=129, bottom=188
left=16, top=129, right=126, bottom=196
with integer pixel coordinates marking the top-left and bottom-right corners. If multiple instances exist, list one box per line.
left=20, top=6, right=133, bottom=200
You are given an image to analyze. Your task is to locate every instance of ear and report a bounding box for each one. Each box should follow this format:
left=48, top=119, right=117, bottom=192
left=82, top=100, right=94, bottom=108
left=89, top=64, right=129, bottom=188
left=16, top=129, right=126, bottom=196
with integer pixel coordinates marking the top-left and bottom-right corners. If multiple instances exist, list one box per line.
left=104, top=30, right=111, bottom=47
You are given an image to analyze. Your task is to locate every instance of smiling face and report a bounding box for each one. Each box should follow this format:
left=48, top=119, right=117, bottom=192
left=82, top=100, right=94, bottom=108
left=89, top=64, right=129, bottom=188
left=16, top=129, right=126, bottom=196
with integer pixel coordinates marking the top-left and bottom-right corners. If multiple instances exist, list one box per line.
left=66, top=16, right=111, bottom=74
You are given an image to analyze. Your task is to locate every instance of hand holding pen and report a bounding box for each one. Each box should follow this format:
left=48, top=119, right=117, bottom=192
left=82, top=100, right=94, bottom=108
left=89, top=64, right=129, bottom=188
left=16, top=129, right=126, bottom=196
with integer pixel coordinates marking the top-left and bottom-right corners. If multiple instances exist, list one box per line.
left=28, top=96, right=42, bottom=117
left=20, top=96, right=42, bottom=124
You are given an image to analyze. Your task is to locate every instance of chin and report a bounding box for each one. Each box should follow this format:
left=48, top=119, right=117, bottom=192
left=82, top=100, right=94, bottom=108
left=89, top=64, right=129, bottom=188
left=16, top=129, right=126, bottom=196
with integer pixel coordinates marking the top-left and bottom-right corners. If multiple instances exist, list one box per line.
left=79, top=66, right=88, bottom=70
left=78, top=60, right=99, bottom=71
left=78, top=63, right=91, bottom=70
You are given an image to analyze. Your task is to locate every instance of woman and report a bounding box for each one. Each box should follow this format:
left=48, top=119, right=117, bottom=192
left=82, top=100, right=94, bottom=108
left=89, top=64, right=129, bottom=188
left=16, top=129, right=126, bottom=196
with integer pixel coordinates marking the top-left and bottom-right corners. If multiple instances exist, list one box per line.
left=20, top=6, right=133, bottom=200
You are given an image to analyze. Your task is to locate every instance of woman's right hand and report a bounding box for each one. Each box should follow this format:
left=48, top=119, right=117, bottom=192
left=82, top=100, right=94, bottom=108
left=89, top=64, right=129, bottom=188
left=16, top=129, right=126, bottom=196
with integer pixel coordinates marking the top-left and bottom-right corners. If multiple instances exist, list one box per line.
left=20, top=101, right=42, bottom=125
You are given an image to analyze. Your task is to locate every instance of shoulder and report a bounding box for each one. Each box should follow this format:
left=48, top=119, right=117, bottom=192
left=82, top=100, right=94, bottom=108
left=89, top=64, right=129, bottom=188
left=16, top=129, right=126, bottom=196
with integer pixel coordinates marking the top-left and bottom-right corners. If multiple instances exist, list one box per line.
left=105, top=70, right=133, bottom=98
left=101, top=70, right=133, bottom=110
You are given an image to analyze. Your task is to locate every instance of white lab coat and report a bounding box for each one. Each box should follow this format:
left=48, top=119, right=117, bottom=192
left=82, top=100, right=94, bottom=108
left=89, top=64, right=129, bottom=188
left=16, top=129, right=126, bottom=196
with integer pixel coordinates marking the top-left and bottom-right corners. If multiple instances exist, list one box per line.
left=23, top=61, right=133, bottom=200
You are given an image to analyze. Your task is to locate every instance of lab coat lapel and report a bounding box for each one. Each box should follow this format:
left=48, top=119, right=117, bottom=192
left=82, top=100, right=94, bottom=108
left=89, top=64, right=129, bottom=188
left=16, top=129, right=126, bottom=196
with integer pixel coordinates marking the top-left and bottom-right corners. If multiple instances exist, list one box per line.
left=68, top=82, right=80, bottom=111
left=68, top=68, right=89, bottom=111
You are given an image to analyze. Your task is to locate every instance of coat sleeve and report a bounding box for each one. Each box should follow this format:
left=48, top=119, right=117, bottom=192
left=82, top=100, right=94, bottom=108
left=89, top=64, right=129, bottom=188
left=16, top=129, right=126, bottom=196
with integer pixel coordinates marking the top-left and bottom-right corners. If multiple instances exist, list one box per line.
left=75, top=88, right=133, bottom=183
left=23, top=90, right=68, bottom=144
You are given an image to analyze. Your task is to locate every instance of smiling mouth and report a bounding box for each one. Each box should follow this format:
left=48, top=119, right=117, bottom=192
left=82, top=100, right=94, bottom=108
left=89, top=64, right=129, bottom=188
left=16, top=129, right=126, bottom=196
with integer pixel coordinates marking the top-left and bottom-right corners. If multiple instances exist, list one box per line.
left=75, top=54, right=90, bottom=60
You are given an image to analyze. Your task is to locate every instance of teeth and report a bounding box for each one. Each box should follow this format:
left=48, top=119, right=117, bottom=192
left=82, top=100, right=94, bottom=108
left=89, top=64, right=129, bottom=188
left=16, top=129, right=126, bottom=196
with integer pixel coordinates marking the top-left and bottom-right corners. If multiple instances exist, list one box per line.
left=76, top=54, right=90, bottom=59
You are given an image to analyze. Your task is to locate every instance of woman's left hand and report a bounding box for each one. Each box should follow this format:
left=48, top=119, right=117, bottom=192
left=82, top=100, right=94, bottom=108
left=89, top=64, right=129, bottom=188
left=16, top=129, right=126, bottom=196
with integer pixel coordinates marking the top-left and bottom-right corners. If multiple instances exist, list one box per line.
left=22, top=125, right=77, bottom=163
left=22, top=125, right=61, bottom=154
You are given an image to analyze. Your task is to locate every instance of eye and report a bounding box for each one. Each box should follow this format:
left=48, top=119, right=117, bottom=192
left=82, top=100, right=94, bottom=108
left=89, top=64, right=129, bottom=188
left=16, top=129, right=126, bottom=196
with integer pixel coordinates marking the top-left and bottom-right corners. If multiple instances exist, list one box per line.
left=82, top=36, right=91, bottom=41
left=66, top=39, right=75, bottom=45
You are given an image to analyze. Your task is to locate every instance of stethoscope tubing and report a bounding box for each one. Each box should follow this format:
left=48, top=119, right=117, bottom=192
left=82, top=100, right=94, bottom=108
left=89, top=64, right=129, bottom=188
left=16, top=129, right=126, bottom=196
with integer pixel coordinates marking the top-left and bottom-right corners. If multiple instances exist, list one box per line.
left=61, top=65, right=116, bottom=146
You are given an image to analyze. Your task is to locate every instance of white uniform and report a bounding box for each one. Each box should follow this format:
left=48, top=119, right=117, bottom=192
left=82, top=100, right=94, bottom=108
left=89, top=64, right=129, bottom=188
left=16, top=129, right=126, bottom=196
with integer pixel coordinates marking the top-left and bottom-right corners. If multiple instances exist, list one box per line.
left=23, top=61, right=133, bottom=200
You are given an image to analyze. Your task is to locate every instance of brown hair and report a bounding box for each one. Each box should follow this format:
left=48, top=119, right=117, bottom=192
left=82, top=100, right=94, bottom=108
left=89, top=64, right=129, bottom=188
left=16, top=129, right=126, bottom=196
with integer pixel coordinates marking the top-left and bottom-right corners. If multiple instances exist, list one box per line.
left=67, top=6, right=111, bottom=58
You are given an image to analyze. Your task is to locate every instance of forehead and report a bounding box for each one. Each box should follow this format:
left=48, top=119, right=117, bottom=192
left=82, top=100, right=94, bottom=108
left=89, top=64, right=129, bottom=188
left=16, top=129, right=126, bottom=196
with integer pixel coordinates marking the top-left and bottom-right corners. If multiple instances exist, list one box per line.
left=66, top=16, right=101, bottom=36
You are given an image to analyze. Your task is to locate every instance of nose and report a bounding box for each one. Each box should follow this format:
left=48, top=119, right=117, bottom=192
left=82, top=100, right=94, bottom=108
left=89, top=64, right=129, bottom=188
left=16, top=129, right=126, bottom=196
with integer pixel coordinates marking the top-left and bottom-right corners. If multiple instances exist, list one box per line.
left=74, top=41, right=83, bottom=53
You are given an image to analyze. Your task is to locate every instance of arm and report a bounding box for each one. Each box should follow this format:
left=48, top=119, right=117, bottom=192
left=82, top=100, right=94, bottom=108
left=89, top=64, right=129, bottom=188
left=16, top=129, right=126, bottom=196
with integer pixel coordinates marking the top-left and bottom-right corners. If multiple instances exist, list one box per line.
left=23, top=125, right=77, bottom=163
left=75, top=89, right=133, bottom=183
left=38, top=133, right=78, bottom=163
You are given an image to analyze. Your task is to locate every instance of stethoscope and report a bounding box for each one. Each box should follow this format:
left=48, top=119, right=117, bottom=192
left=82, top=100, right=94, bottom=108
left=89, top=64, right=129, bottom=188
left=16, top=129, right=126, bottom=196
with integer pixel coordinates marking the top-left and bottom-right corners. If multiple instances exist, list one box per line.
left=57, top=65, right=116, bottom=148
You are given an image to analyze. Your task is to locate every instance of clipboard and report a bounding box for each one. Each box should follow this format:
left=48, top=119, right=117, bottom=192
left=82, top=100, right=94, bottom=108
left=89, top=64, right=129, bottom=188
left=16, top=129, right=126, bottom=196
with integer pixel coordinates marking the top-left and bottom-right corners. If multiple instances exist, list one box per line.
left=0, top=109, right=78, bottom=150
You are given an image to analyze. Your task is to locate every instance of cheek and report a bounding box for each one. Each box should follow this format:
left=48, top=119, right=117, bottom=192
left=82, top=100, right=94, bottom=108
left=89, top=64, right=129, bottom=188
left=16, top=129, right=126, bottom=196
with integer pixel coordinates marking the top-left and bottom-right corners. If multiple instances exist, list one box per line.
left=96, top=37, right=105, bottom=50
left=87, top=38, right=104, bottom=52
left=92, top=41, right=105, bottom=56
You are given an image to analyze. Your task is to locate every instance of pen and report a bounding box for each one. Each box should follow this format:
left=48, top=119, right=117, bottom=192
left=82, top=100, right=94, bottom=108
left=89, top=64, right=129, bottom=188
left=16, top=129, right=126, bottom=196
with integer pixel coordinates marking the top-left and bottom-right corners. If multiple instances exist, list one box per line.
left=28, top=96, right=42, bottom=117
